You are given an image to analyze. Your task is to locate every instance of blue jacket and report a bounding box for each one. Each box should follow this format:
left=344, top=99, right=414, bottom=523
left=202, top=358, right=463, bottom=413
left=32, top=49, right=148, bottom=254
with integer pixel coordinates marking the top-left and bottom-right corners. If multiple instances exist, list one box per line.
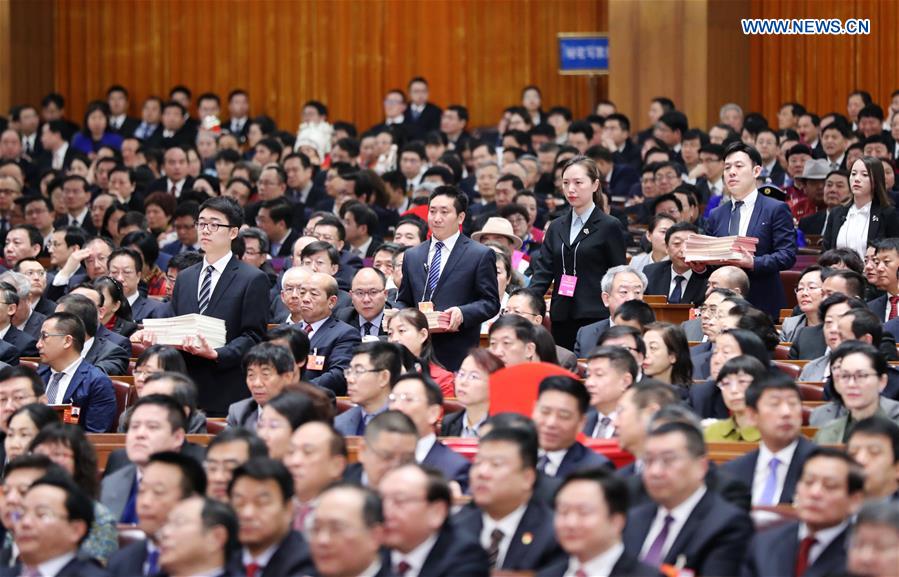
left=705, top=193, right=796, bottom=318
left=39, top=361, right=116, bottom=432
left=299, top=316, right=361, bottom=396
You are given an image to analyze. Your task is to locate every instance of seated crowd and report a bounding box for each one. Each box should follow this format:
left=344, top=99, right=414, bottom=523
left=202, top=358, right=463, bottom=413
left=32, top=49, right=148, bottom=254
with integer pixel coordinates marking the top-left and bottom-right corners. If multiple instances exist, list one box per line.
left=0, top=83, right=895, bottom=576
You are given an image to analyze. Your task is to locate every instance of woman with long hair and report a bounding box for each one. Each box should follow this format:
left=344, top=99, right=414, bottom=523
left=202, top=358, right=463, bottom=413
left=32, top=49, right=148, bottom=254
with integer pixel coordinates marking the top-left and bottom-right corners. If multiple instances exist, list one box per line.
left=387, top=308, right=455, bottom=396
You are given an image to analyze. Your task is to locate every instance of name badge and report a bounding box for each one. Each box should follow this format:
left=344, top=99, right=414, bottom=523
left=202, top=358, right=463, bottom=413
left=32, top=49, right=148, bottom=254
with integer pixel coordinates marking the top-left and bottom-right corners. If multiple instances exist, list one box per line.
left=418, top=301, right=435, bottom=313
left=64, top=405, right=80, bottom=425
left=307, top=348, right=325, bottom=371
left=558, top=274, right=578, bottom=297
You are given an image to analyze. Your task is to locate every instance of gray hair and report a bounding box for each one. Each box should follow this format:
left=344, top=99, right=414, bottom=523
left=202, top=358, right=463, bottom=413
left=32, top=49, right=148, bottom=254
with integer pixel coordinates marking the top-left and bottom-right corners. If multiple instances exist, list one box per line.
left=600, top=265, right=648, bottom=294
left=719, top=103, right=743, bottom=121
left=238, top=226, right=270, bottom=254
left=854, top=500, right=899, bottom=532
left=0, top=271, right=31, bottom=300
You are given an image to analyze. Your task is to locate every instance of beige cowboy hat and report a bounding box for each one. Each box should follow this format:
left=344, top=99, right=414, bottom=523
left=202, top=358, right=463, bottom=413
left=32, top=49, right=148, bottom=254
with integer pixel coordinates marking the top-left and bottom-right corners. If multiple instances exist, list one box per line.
left=471, top=216, right=523, bottom=250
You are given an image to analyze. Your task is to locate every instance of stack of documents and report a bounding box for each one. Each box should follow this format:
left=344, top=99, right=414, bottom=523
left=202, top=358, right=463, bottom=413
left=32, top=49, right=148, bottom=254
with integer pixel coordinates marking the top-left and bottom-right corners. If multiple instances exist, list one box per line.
left=143, top=314, right=227, bottom=349
left=684, top=234, right=758, bottom=262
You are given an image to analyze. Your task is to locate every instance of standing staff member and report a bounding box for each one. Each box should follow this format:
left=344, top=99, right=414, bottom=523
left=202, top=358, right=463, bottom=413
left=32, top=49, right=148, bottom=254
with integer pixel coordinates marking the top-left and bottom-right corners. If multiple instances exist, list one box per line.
left=529, top=156, right=626, bottom=350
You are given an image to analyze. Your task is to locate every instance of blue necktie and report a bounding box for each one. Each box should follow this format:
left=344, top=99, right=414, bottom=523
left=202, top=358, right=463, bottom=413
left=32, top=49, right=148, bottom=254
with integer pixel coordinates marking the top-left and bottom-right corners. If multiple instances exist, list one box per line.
left=120, top=473, right=140, bottom=524
left=728, top=200, right=744, bottom=236
left=145, top=548, right=159, bottom=576
left=758, top=456, right=781, bottom=505
left=198, top=265, right=214, bottom=314
left=427, top=241, right=444, bottom=296
left=669, top=275, right=685, bottom=304
left=643, top=514, right=674, bottom=566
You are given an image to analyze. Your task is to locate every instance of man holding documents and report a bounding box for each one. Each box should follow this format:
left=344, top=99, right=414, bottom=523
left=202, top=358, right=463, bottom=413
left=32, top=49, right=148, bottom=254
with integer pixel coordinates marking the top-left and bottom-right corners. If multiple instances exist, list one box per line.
left=702, top=142, right=796, bottom=318
left=146, top=197, right=270, bottom=417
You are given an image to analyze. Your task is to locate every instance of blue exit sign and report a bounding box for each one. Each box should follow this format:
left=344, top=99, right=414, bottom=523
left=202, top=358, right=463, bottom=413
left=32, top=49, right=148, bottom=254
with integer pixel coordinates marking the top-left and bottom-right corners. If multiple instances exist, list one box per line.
left=558, top=33, right=609, bottom=75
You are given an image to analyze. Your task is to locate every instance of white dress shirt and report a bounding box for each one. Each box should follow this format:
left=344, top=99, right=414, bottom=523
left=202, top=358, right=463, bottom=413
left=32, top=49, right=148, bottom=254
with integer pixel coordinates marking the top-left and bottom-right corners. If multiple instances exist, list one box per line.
left=197, top=251, right=233, bottom=303
left=167, top=178, right=188, bottom=198
left=389, top=533, right=438, bottom=577
left=836, top=201, right=871, bottom=259
left=350, top=236, right=374, bottom=258
left=538, top=448, right=569, bottom=477
left=68, top=206, right=89, bottom=228
left=733, top=189, right=758, bottom=237
left=52, top=142, right=69, bottom=170
left=241, top=543, right=279, bottom=573
left=0, top=323, right=9, bottom=340
left=591, top=410, right=617, bottom=439
left=358, top=560, right=384, bottom=577
left=640, top=486, right=707, bottom=561
left=426, top=231, right=460, bottom=287
left=708, top=177, right=724, bottom=197
left=33, top=551, right=76, bottom=577
left=22, top=133, right=36, bottom=155
left=564, top=542, right=625, bottom=577
left=480, top=503, right=528, bottom=569
left=667, top=267, right=693, bottom=300
left=415, top=433, right=437, bottom=463
left=111, top=114, right=126, bottom=130
left=751, top=439, right=799, bottom=504
left=302, top=316, right=329, bottom=340
left=760, top=159, right=778, bottom=180
left=79, top=337, right=95, bottom=361
left=48, top=357, right=83, bottom=404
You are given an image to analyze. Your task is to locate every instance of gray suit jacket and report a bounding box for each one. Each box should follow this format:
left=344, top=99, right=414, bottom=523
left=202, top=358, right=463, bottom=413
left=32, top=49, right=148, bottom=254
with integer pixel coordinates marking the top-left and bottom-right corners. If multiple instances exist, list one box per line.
left=335, top=405, right=365, bottom=436
left=556, top=345, right=578, bottom=372
left=225, top=398, right=259, bottom=432
left=780, top=314, right=808, bottom=343
left=681, top=318, right=703, bottom=342
left=810, top=396, right=899, bottom=427
left=799, top=354, right=829, bottom=382
left=99, top=463, right=136, bottom=521
left=814, top=397, right=899, bottom=443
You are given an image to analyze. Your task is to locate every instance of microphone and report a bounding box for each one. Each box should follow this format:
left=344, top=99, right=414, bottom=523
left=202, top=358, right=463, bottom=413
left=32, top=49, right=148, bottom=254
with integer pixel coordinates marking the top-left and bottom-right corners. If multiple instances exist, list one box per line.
left=421, top=263, right=431, bottom=303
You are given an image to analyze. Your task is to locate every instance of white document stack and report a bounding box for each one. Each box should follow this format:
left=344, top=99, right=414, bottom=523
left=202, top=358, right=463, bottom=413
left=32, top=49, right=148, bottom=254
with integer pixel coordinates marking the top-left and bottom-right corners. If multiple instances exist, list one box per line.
left=142, top=314, right=227, bottom=349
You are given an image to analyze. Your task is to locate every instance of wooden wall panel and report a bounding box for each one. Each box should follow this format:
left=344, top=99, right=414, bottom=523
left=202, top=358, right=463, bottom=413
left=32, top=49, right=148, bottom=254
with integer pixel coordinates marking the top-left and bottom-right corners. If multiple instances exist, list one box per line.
left=749, top=0, right=899, bottom=121
left=50, top=0, right=608, bottom=133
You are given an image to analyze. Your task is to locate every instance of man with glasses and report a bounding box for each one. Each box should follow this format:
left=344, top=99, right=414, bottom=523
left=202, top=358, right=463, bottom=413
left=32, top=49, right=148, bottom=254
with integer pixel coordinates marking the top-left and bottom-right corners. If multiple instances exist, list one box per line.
left=688, top=288, right=739, bottom=381
left=345, top=410, right=418, bottom=488
left=161, top=201, right=200, bottom=255
left=107, top=247, right=172, bottom=323
left=14, top=258, right=55, bottom=317
left=226, top=343, right=296, bottom=432
left=0, top=281, right=37, bottom=357
left=147, top=196, right=270, bottom=417
left=204, top=428, right=269, bottom=503
left=21, top=197, right=54, bottom=255
left=336, top=267, right=391, bottom=339
left=335, top=341, right=401, bottom=436
left=0, top=270, right=44, bottom=343
left=2, top=224, right=41, bottom=269
left=46, top=237, right=113, bottom=302
left=574, top=265, right=647, bottom=358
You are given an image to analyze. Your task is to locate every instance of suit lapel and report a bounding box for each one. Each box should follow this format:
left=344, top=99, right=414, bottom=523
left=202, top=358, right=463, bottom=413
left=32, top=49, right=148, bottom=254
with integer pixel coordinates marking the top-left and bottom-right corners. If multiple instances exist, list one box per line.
left=61, top=363, right=87, bottom=402
left=665, top=492, right=711, bottom=563
left=868, top=205, right=883, bottom=241
left=781, top=438, right=809, bottom=503
left=570, top=208, right=603, bottom=246
left=434, top=237, right=470, bottom=296
left=207, top=256, right=240, bottom=312
left=560, top=210, right=575, bottom=249
left=181, top=265, right=202, bottom=313
left=309, top=317, right=335, bottom=348
left=745, top=196, right=764, bottom=237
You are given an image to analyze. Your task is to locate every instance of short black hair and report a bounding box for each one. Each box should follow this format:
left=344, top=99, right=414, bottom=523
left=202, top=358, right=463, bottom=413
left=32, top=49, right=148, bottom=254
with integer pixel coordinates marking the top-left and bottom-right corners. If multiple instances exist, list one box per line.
left=555, top=466, right=630, bottom=516
left=168, top=251, right=204, bottom=272
left=45, top=311, right=86, bottom=353
left=147, top=451, right=208, bottom=497
left=265, top=391, right=321, bottom=430
left=745, top=372, right=801, bottom=410
left=319, top=482, right=384, bottom=527
left=128, top=394, right=187, bottom=433
left=200, top=496, right=240, bottom=554
left=300, top=240, right=340, bottom=266
left=393, top=372, right=443, bottom=407
left=508, top=287, right=546, bottom=317
left=207, top=427, right=269, bottom=459
left=537, top=375, right=590, bottom=415
left=0, top=365, right=45, bottom=396
left=242, top=342, right=295, bottom=375
left=598, top=324, right=646, bottom=356
left=428, top=185, right=469, bottom=216
left=803, top=447, right=865, bottom=495
left=587, top=345, right=638, bottom=380
left=56, top=294, right=99, bottom=338
left=228, top=457, right=294, bottom=503
left=30, top=474, right=95, bottom=544
left=724, top=141, right=763, bottom=167
left=199, top=196, right=244, bottom=228
left=264, top=325, right=311, bottom=367
left=664, top=221, right=698, bottom=244
left=848, top=417, right=899, bottom=464
left=612, top=300, right=656, bottom=328
left=353, top=341, right=403, bottom=383
left=479, top=425, right=538, bottom=472
left=647, top=421, right=706, bottom=457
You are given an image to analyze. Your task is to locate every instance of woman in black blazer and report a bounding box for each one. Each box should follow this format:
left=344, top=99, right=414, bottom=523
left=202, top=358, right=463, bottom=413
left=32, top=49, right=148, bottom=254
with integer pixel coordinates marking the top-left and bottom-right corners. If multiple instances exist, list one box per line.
left=529, top=156, right=627, bottom=350
left=822, top=155, right=899, bottom=257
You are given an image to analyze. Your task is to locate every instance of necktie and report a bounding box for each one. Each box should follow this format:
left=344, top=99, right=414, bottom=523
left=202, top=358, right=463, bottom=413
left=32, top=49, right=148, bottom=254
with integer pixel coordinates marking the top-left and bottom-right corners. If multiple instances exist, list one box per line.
left=246, top=562, right=260, bottom=577
left=427, top=240, right=444, bottom=296
left=120, top=473, right=140, bottom=524
left=889, top=295, right=899, bottom=320
left=145, top=548, right=159, bottom=576
left=594, top=415, right=612, bottom=438
left=170, top=183, right=178, bottom=196
left=728, top=200, right=744, bottom=236
left=794, top=535, right=816, bottom=577
left=304, top=323, right=314, bottom=337
left=760, top=167, right=769, bottom=179
left=537, top=454, right=549, bottom=474
left=198, top=265, right=214, bottom=314
left=759, top=456, right=781, bottom=505
left=575, top=570, right=587, bottom=577
left=293, top=501, right=313, bottom=531
left=395, top=561, right=411, bottom=577
left=362, top=321, right=374, bottom=337
left=487, top=528, right=505, bottom=569
left=355, top=412, right=370, bottom=436
left=21, top=567, right=40, bottom=577
left=46, top=371, right=64, bottom=404
left=570, top=215, right=584, bottom=244
left=669, top=275, right=686, bottom=304
left=642, top=514, right=674, bottom=566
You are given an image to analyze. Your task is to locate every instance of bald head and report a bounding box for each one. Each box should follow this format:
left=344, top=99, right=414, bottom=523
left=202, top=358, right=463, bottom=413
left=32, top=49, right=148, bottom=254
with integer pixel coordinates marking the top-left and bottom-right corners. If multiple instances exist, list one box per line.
left=706, top=266, right=749, bottom=296
left=307, top=272, right=338, bottom=298
left=0, top=130, right=21, bottom=159
left=282, top=266, right=311, bottom=289
left=292, top=236, right=318, bottom=263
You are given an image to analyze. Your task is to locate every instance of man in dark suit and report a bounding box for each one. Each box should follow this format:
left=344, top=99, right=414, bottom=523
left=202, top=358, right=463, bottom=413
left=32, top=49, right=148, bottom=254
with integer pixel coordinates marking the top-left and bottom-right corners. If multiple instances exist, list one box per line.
left=157, top=496, right=243, bottom=577
left=603, top=113, right=642, bottom=169
left=225, top=342, right=297, bottom=432
left=146, top=197, right=270, bottom=416
left=107, top=451, right=207, bottom=577
left=722, top=374, right=816, bottom=506
left=583, top=346, right=638, bottom=439
left=846, top=417, right=899, bottom=501
left=379, top=463, right=488, bottom=577
left=644, top=222, right=709, bottom=306
left=145, top=145, right=195, bottom=198
left=55, top=294, right=128, bottom=376
left=4, top=476, right=110, bottom=577
left=227, top=458, right=315, bottom=577
left=623, top=422, right=754, bottom=577
left=403, top=77, right=443, bottom=142
left=453, top=427, right=566, bottom=573
left=35, top=120, right=77, bottom=173
left=106, top=85, right=140, bottom=137
left=310, top=483, right=394, bottom=577
left=343, top=410, right=418, bottom=489
left=755, top=128, right=787, bottom=187
left=157, top=100, right=197, bottom=150
left=36, top=312, right=115, bottom=432
left=52, top=176, right=97, bottom=236
left=66, top=284, right=130, bottom=356
left=592, top=145, right=640, bottom=198
left=705, top=142, right=797, bottom=319
left=309, top=215, right=364, bottom=291
left=161, top=202, right=201, bottom=256
left=336, top=267, right=392, bottom=340
left=390, top=373, right=470, bottom=492
left=108, top=248, right=173, bottom=323
left=295, top=272, right=360, bottom=396
left=741, top=447, right=863, bottom=577
left=0, top=282, right=38, bottom=357
left=867, top=238, right=899, bottom=322
left=343, top=202, right=384, bottom=261
left=539, top=469, right=662, bottom=577
left=533, top=376, right=612, bottom=477
left=223, top=89, right=250, bottom=143
left=334, top=341, right=400, bottom=437
left=100, top=395, right=188, bottom=522
left=573, top=265, right=648, bottom=358
left=396, top=186, right=500, bottom=370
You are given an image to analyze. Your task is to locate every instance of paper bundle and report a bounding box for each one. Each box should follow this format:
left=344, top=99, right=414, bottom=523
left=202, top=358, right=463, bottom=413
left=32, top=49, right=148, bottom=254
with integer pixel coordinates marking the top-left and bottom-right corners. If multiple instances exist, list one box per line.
left=684, top=234, right=758, bottom=262
left=142, top=314, right=227, bottom=349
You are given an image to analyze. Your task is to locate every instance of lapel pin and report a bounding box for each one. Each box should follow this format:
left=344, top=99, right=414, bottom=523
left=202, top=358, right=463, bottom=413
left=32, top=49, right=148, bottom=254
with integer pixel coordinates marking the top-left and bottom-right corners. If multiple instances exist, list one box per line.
left=873, top=215, right=880, bottom=222
left=583, top=228, right=589, bottom=234
left=521, top=532, right=533, bottom=545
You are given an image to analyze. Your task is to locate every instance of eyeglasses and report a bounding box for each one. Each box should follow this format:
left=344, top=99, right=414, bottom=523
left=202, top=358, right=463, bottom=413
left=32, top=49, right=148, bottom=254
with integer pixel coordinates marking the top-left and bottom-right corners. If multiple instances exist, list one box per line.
left=388, top=393, right=420, bottom=404
left=501, top=309, right=537, bottom=319
left=794, top=285, right=822, bottom=294
left=833, top=371, right=878, bottom=383
left=455, top=370, right=485, bottom=383
left=345, top=366, right=383, bottom=377
left=281, top=285, right=303, bottom=295
left=350, top=289, right=385, bottom=299
left=196, top=221, right=232, bottom=232
left=38, top=332, right=67, bottom=341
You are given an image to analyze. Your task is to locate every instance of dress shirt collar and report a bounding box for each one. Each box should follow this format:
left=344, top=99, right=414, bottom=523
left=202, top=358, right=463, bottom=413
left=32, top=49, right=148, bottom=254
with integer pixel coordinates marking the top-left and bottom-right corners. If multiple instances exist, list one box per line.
left=566, top=542, right=625, bottom=577
left=462, top=410, right=487, bottom=437
left=415, top=433, right=437, bottom=463
left=411, top=103, right=425, bottom=115
left=848, top=200, right=872, bottom=217
left=52, top=356, right=82, bottom=380
left=798, top=519, right=851, bottom=564
left=759, top=438, right=799, bottom=468
left=358, top=559, right=384, bottom=577
left=735, top=188, right=759, bottom=209
left=386, top=115, right=405, bottom=125
left=573, top=202, right=596, bottom=221
left=656, top=484, right=707, bottom=524
left=202, top=251, right=233, bottom=273
left=0, top=323, right=9, bottom=339
left=431, top=230, right=460, bottom=254
left=111, top=114, right=126, bottom=128
left=351, top=236, right=373, bottom=257
left=670, top=265, right=692, bottom=283
left=538, top=447, right=570, bottom=477
left=390, top=532, right=439, bottom=577
left=483, top=501, right=528, bottom=531
left=360, top=309, right=385, bottom=329
left=33, top=551, right=76, bottom=577
left=241, top=542, right=280, bottom=569
left=304, top=316, right=329, bottom=337
left=70, top=206, right=89, bottom=227
left=79, top=337, right=95, bottom=360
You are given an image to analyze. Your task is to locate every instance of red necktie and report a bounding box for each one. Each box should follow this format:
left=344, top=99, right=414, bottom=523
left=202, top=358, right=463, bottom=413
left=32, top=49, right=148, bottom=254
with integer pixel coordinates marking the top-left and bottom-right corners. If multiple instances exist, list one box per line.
left=575, top=570, right=587, bottom=577
left=246, top=562, right=260, bottom=577
left=304, top=323, right=314, bottom=335
left=794, top=535, right=816, bottom=577
left=889, top=295, right=899, bottom=320
left=170, top=183, right=178, bottom=196
left=395, top=561, right=411, bottom=577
